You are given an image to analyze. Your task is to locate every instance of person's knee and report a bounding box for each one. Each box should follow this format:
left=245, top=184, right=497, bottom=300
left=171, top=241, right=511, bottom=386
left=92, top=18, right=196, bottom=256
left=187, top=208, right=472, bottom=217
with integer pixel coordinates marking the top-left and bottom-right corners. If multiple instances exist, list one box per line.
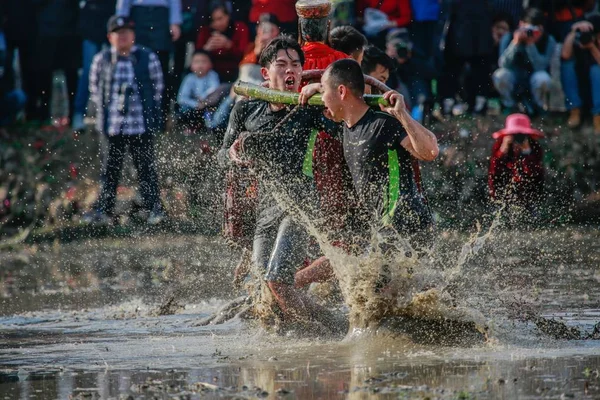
left=530, top=71, right=551, bottom=90
left=493, top=68, right=514, bottom=90
left=590, top=64, right=600, bottom=79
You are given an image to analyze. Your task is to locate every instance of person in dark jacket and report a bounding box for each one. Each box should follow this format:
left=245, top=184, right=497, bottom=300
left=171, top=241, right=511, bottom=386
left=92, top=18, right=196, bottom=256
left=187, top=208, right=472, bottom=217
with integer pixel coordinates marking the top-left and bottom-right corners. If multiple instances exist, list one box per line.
left=72, top=0, right=116, bottom=131
left=1, top=0, right=37, bottom=120
left=84, top=16, right=165, bottom=225
left=30, top=0, right=81, bottom=125
left=438, top=0, right=495, bottom=116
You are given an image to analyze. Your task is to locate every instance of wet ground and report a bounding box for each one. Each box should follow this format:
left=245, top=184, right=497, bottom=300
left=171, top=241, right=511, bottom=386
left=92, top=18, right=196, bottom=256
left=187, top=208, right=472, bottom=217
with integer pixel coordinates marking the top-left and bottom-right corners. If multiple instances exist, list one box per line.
left=1, top=227, right=600, bottom=399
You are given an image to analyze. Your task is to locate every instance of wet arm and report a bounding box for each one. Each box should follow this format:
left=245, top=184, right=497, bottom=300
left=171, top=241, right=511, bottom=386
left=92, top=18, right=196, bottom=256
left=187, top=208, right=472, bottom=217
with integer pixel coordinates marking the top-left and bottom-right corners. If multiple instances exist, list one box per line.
left=398, top=110, right=439, bottom=161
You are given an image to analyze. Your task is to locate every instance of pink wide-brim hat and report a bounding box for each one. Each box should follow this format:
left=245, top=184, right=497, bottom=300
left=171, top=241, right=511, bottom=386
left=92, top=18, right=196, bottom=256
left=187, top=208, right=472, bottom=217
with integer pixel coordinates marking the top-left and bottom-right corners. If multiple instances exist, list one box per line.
left=492, top=113, right=544, bottom=139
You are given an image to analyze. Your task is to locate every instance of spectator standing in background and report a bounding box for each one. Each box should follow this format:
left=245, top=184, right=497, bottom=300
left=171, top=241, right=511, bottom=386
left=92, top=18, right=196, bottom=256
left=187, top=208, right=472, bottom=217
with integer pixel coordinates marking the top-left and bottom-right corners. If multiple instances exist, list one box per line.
left=329, top=25, right=368, bottom=63
left=72, top=0, right=116, bottom=131
left=493, top=8, right=556, bottom=115
left=249, top=0, right=297, bottom=35
left=196, top=1, right=250, bottom=83
left=116, top=0, right=182, bottom=123
left=116, top=0, right=182, bottom=76
left=1, top=0, right=37, bottom=121
left=30, top=0, right=81, bottom=126
left=172, top=0, right=209, bottom=98
left=492, top=0, right=524, bottom=27
left=561, top=16, right=600, bottom=134
left=355, top=0, right=412, bottom=49
left=0, top=24, right=27, bottom=126
left=409, top=0, right=441, bottom=77
left=386, top=29, right=436, bottom=114
left=86, top=16, right=165, bottom=225
left=438, top=0, right=494, bottom=116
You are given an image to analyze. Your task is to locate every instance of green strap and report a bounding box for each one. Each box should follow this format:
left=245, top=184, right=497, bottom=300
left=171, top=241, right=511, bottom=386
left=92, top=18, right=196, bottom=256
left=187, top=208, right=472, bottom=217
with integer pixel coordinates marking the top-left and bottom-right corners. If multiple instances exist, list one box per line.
left=382, top=149, right=400, bottom=225
left=302, top=129, right=319, bottom=178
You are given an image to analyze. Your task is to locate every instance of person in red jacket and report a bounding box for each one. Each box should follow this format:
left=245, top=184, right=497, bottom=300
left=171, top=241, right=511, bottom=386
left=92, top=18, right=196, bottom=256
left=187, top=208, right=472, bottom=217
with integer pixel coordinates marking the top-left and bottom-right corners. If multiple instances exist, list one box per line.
left=355, top=0, right=411, bottom=48
left=296, top=0, right=351, bottom=232
left=249, top=0, right=298, bottom=35
left=488, top=114, right=545, bottom=210
left=196, top=1, right=250, bottom=82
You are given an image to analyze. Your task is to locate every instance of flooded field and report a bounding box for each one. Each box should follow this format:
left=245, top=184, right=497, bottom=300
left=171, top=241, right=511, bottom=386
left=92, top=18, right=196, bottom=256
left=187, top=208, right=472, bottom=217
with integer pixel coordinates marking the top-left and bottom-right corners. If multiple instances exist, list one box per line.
left=1, top=227, right=600, bottom=399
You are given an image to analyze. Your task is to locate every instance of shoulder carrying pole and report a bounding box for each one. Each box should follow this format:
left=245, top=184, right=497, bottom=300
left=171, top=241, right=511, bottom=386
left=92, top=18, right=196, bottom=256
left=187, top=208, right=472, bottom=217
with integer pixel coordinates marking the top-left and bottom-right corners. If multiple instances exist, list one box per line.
left=233, top=81, right=391, bottom=108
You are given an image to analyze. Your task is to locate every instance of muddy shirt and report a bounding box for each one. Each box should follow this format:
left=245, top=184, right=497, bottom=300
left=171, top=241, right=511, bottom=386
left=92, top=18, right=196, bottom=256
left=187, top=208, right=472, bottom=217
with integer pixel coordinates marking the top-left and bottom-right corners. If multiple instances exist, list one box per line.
left=218, top=99, right=291, bottom=168
left=342, top=108, right=431, bottom=233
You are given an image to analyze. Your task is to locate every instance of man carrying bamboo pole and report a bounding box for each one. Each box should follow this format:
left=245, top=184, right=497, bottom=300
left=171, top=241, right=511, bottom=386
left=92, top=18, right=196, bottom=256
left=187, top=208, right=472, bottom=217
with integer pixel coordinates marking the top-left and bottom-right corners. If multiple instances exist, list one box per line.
left=299, top=59, right=438, bottom=243
left=219, top=36, right=345, bottom=333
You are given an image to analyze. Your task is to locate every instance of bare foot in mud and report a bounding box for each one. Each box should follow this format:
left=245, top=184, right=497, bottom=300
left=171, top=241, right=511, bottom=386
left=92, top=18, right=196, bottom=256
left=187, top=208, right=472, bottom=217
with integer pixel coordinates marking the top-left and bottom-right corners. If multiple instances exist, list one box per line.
left=267, top=281, right=348, bottom=337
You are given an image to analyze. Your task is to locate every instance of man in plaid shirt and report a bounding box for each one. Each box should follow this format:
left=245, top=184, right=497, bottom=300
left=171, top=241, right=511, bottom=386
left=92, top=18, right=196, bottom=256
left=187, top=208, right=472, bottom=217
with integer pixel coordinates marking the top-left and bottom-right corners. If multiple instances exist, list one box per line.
left=85, top=15, right=166, bottom=225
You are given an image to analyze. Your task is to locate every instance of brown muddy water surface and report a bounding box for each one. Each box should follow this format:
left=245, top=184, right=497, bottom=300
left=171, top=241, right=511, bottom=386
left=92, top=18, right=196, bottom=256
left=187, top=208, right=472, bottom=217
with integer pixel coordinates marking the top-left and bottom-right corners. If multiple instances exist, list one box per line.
left=1, top=228, right=600, bottom=399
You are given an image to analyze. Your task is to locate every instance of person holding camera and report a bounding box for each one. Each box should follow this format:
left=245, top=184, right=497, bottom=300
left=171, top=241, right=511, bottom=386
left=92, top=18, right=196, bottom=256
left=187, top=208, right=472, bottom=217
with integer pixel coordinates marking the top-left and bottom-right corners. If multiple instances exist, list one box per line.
left=493, top=8, right=557, bottom=115
left=560, top=16, right=600, bottom=134
left=85, top=16, right=165, bottom=225
left=488, top=113, right=544, bottom=210
left=385, top=29, right=436, bottom=117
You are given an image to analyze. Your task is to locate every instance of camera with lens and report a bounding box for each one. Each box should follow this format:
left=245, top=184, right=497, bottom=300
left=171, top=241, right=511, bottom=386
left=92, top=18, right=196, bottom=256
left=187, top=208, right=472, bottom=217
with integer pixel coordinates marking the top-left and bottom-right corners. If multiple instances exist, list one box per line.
left=575, top=29, right=593, bottom=46
left=520, top=25, right=540, bottom=38
left=394, top=41, right=410, bottom=59
left=513, top=134, right=528, bottom=144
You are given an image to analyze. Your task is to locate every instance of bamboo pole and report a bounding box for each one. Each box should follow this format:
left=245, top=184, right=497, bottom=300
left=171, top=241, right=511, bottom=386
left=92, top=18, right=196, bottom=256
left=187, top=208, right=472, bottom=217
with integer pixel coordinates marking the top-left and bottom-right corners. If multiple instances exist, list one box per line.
left=233, top=81, right=390, bottom=108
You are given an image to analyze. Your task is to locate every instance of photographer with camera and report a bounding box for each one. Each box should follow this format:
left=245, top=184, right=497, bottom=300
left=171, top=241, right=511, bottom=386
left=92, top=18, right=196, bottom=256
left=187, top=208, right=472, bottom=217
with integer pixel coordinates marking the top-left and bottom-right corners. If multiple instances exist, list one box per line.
left=560, top=16, right=600, bottom=134
left=493, top=8, right=557, bottom=115
left=488, top=113, right=545, bottom=211
left=385, top=28, right=436, bottom=120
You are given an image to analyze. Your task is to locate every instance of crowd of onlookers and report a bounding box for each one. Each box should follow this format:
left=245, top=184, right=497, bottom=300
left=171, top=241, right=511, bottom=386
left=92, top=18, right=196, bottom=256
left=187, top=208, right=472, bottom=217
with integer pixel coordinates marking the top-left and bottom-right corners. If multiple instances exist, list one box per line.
left=1, top=0, right=600, bottom=134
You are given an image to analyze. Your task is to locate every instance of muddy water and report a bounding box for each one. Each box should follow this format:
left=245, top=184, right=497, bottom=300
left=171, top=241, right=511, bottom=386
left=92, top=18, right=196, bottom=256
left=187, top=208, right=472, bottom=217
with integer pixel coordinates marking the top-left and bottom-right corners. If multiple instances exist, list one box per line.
left=1, top=228, right=600, bottom=399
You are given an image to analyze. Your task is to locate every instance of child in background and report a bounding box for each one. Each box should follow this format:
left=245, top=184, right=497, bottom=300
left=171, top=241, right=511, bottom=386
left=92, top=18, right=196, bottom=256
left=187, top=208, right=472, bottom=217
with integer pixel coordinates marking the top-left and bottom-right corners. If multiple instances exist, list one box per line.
left=488, top=113, right=545, bottom=211
left=177, top=50, right=220, bottom=133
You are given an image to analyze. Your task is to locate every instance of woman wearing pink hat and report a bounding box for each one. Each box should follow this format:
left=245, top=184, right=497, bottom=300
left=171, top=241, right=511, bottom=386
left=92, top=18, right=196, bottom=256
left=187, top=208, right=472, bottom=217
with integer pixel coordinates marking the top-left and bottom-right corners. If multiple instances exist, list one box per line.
left=488, top=113, right=545, bottom=210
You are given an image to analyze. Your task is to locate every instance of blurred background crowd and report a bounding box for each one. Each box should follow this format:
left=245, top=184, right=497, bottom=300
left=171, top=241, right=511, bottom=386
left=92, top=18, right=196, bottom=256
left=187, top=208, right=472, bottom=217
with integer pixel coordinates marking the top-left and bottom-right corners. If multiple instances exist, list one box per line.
left=1, top=0, right=599, bottom=134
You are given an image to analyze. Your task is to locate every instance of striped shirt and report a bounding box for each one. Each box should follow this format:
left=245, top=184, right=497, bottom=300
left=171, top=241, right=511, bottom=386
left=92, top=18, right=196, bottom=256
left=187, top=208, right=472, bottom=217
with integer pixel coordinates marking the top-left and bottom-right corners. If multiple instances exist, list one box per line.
left=89, top=46, right=164, bottom=136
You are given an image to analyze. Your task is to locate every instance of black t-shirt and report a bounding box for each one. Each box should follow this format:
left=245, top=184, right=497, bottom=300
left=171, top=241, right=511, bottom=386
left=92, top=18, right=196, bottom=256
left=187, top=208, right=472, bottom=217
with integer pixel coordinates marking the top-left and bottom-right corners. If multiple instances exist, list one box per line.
left=220, top=99, right=336, bottom=214
left=218, top=99, right=291, bottom=168
left=343, top=108, right=430, bottom=232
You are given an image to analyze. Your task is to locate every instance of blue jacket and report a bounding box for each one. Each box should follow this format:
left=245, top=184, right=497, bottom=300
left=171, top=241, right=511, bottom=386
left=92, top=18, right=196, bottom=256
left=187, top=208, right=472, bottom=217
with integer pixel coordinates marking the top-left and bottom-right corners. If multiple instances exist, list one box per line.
left=410, top=0, right=440, bottom=22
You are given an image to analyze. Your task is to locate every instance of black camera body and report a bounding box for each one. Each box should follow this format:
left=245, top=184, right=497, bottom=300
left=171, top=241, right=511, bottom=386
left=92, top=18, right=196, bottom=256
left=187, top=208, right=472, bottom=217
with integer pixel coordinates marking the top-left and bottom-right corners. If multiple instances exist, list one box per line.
left=395, top=41, right=410, bottom=59
left=575, top=29, right=593, bottom=46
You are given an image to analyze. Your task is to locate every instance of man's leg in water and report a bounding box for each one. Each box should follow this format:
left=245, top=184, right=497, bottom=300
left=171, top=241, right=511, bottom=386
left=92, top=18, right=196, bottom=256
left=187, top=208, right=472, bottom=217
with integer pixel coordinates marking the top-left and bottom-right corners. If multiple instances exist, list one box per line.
left=251, top=205, right=285, bottom=275
left=265, top=217, right=342, bottom=327
left=294, top=256, right=334, bottom=288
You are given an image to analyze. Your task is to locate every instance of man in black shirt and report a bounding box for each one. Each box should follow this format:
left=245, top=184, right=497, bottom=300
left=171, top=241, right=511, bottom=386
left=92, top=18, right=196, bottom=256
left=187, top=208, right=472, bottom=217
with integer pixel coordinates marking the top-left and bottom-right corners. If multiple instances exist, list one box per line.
left=299, top=59, right=438, bottom=244
left=220, top=36, right=344, bottom=331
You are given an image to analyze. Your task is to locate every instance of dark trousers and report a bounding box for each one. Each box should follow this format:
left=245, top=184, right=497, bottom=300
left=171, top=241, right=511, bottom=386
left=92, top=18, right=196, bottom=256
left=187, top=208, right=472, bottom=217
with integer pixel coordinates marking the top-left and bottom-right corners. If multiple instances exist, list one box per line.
left=97, top=134, right=161, bottom=215
left=30, top=35, right=81, bottom=122
left=438, top=53, right=491, bottom=106
left=4, top=36, right=35, bottom=117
